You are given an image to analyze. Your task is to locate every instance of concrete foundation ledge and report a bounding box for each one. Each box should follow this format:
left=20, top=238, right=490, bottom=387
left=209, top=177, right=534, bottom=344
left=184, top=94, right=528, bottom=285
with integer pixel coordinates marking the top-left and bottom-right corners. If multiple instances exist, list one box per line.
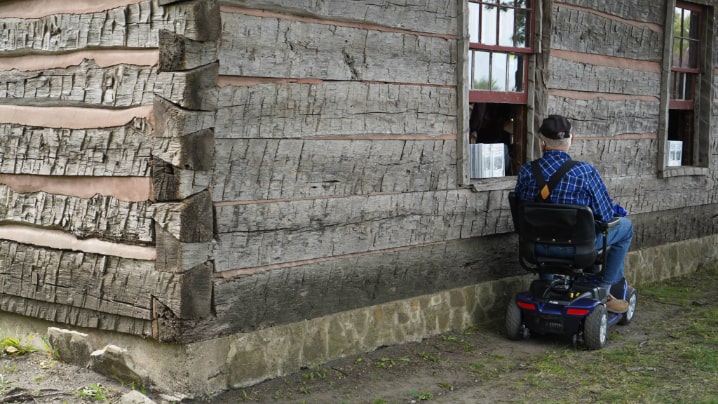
left=1, top=234, right=716, bottom=395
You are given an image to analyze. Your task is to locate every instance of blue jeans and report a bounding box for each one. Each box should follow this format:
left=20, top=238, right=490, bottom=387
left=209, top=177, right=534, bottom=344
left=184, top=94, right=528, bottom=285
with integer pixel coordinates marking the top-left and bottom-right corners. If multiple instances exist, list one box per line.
left=536, top=217, right=634, bottom=286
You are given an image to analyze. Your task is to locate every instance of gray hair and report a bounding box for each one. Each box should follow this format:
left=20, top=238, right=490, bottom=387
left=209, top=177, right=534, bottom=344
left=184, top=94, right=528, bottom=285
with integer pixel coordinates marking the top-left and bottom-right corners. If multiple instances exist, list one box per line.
left=540, top=134, right=571, bottom=149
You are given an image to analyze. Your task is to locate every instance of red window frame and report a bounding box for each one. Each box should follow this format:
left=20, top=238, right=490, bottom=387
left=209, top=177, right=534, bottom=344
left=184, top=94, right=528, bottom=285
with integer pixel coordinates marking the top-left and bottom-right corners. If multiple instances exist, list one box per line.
left=468, top=0, right=534, bottom=104
left=670, top=2, right=702, bottom=110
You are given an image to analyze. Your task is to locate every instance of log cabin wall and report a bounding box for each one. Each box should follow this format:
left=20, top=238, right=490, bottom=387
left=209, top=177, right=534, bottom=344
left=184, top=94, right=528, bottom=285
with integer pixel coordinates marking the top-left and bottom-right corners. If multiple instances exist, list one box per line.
left=0, top=0, right=220, bottom=341
left=193, top=0, right=530, bottom=344
left=0, top=0, right=717, bottom=393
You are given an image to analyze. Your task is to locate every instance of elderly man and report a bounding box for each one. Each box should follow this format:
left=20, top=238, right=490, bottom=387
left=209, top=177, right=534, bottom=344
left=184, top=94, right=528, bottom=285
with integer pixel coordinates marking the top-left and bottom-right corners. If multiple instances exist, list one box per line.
left=514, top=115, right=632, bottom=313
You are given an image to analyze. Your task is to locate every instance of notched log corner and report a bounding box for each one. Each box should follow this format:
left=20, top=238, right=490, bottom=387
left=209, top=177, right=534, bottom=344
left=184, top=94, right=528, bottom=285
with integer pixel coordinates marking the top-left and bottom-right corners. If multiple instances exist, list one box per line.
left=153, top=189, right=214, bottom=242
left=153, top=127, right=215, bottom=172
left=158, top=0, right=221, bottom=43
left=158, top=29, right=219, bottom=73
left=151, top=261, right=214, bottom=342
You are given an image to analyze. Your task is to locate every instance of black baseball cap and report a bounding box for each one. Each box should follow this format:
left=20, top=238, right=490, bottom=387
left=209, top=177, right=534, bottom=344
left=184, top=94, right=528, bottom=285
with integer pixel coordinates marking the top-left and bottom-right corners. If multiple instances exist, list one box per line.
left=539, top=115, right=572, bottom=139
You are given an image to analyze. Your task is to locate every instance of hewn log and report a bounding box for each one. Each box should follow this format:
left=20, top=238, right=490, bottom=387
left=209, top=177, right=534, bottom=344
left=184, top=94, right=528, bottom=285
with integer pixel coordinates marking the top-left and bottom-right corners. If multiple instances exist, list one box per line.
left=158, top=29, right=218, bottom=72
left=160, top=0, right=221, bottom=42
left=0, top=60, right=156, bottom=107
left=212, top=189, right=514, bottom=271
left=552, top=6, right=663, bottom=61
left=212, top=139, right=457, bottom=201
left=153, top=96, right=215, bottom=139
left=219, top=0, right=458, bottom=35
left=569, top=138, right=657, bottom=178
left=0, top=185, right=154, bottom=244
left=558, top=0, right=665, bottom=24
left=215, top=82, right=457, bottom=139
left=548, top=56, right=661, bottom=96
left=180, top=233, right=521, bottom=340
left=154, top=128, right=215, bottom=172
left=0, top=0, right=219, bottom=54
left=218, top=12, right=457, bottom=83
left=0, top=119, right=152, bottom=177
left=155, top=62, right=218, bottom=111
left=155, top=226, right=213, bottom=273
left=0, top=239, right=215, bottom=338
left=152, top=158, right=211, bottom=201
left=153, top=190, right=214, bottom=242
left=548, top=95, right=660, bottom=137
left=0, top=293, right=153, bottom=337
left=0, top=241, right=163, bottom=321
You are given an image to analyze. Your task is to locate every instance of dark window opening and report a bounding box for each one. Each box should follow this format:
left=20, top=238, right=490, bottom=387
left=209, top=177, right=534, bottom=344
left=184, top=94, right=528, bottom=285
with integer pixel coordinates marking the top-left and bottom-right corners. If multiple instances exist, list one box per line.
left=667, top=109, right=694, bottom=166
left=469, top=102, right=526, bottom=177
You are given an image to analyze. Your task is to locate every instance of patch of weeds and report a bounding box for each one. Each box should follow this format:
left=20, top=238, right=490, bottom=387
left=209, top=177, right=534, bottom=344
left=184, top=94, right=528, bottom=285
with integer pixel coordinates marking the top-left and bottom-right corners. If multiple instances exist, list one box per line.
left=77, top=383, right=110, bottom=401
left=437, top=382, right=452, bottom=391
left=303, top=364, right=328, bottom=381
left=419, top=351, right=439, bottom=362
left=298, top=384, right=312, bottom=395
left=0, top=374, right=14, bottom=395
left=441, top=335, right=458, bottom=343
left=375, top=356, right=410, bottom=369
left=0, top=337, right=37, bottom=356
left=411, top=389, right=433, bottom=400
left=469, top=362, right=485, bottom=372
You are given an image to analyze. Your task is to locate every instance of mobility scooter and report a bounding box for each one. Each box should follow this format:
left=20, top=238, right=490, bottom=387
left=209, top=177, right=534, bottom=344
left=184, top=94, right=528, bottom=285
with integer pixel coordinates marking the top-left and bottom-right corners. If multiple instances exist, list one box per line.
left=505, top=192, right=637, bottom=349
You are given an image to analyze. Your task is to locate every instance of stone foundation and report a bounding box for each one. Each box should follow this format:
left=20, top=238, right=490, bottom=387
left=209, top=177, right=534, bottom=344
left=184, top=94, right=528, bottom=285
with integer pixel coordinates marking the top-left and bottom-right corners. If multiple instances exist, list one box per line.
left=2, top=234, right=717, bottom=395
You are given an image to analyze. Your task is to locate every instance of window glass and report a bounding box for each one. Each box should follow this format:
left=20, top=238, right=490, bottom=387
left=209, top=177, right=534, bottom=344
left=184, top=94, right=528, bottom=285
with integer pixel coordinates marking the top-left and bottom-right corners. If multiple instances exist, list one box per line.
left=469, top=2, right=480, bottom=43
left=498, top=7, right=515, bottom=47
left=481, top=4, right=498, bottom=45
left=472, top=51, right=492, bottom=89
left=492, top=53, right=508, bottom=90
left=515, top=9, right=530, bottom=47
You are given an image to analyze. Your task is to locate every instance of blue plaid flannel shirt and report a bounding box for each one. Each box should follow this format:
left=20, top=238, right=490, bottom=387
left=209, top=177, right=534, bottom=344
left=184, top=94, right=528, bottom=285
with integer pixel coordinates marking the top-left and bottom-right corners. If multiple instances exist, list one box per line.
left=514, top=150, right=615, bottom=222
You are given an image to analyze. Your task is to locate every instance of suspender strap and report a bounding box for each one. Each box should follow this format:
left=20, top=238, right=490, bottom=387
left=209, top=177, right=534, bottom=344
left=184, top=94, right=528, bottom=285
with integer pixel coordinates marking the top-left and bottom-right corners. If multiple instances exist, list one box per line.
left=531, top=160, right=579, bottom=202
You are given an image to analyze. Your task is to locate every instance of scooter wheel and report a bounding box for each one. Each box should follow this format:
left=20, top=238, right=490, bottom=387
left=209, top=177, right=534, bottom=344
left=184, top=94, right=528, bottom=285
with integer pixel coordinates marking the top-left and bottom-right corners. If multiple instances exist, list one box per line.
left=584, top=304, right=608, bottom=350
left=505, top=300, right=525, bottom=341
left=618, top=288, right=638, bottom=325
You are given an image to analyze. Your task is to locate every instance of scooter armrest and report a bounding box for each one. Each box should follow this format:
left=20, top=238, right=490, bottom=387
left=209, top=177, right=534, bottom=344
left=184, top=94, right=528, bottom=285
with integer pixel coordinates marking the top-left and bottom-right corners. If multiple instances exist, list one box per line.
left=597, top=217, right=620, bottom=232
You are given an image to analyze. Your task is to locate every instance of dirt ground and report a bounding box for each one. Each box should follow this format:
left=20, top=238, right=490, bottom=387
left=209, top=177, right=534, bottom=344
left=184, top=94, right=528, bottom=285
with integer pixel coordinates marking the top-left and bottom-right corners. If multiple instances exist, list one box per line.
left=2, top=265, right=717, bottom=403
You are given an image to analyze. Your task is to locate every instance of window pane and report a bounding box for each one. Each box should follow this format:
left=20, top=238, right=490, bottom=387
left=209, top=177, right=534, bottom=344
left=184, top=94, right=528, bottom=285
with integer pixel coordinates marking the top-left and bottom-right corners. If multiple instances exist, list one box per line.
left=672, top=37, right=682, bottom=66
left=683, top=73, right=694, bottom=100
left=498, top=7, right=515, bottom=47
left=515, top=9, right=530, bottom=47
left=681, top=39, right=692, bottom=67
left=510, top=54, right=525, bottom=92
left=517, top=0, right=531, bottom=8
left=492, top=52, right=508, bottom=91
left=481, top=4, right=498, bottom=45
left=686, top=39, right=698, bottom=67
left=472, top=51, right=492, bottom=89
left=469, top=2, right=480, bottom=43
left=682, top=9, right=691, bottom=37
left=688, top=10, right=700, bottom=40
left=672, top=71, right=694, bottom=100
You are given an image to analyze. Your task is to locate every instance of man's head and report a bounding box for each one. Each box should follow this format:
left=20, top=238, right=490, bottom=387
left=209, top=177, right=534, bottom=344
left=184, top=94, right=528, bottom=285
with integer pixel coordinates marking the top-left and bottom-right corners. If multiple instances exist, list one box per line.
left=539, top=114, right=572, bottom=150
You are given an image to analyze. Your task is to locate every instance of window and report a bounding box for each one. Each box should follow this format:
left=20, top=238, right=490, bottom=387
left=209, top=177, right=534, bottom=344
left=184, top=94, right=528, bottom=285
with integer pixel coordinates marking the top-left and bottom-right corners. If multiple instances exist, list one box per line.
left=662, top=1, right=712, bottom=173
left=468, top=0, right=533, bottom=104
left=466, top=0, right=534, bottom=178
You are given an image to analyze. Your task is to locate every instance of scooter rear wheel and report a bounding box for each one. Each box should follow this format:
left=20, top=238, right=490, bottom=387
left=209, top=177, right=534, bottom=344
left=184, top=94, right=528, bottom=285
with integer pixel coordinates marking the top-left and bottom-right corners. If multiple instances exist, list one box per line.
left=505, top=300, right=525, bottom=341
left=584, top=304, right=607, bottom=350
